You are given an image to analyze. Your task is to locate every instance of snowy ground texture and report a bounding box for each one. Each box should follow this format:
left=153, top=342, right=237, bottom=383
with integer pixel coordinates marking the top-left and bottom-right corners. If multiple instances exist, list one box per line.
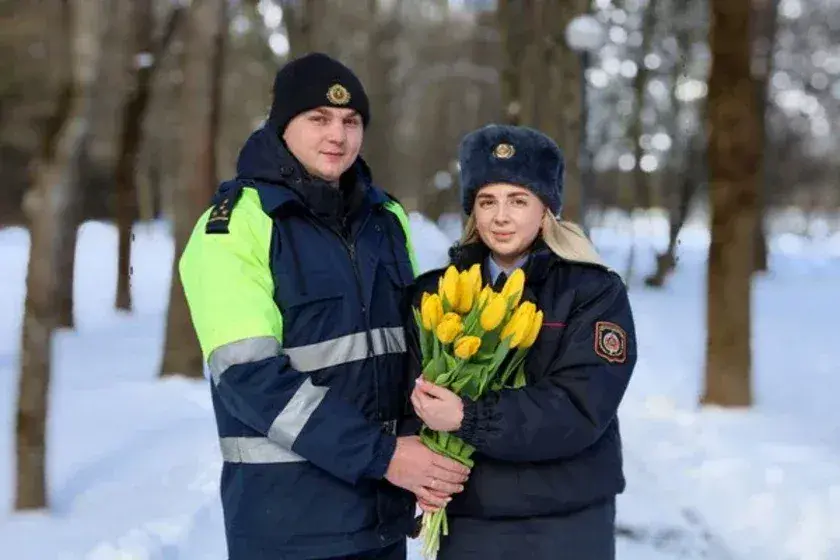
left=1, top=210, right=839, bottom=559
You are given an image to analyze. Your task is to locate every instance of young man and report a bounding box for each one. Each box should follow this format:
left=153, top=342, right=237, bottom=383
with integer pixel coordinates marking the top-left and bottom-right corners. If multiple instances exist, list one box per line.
left=179, top=53, right=469, bottom=560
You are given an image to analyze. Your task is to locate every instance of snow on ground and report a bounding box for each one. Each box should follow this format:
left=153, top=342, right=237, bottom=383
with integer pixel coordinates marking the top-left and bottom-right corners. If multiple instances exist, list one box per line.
left=0, top=210, right=838, bottom=559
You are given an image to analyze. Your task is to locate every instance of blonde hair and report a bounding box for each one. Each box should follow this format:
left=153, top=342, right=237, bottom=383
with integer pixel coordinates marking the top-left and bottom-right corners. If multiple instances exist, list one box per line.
left=460, top=211, right=606, bottom=268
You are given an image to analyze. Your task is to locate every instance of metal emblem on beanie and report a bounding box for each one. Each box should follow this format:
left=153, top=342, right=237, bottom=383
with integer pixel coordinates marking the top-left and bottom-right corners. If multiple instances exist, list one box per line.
left=493, top=142, right=515, bottom=159
left=326, top=83, right=351, bottom=105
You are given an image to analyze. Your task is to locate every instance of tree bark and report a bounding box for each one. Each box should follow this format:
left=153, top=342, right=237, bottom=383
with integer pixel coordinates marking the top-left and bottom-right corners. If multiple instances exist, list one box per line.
left=16, top=0, right=88, bottom=510
left=645, top=136, right=704, bottom=287
left=53, top=0, right=103, bottom=329
left=646, top=0, right=695, bottom=287
left=114, top=2, right=184, bottom=311
left=160, top=0, right=227, bottom=379
left=359, top=0, right=399, bottom=199
left=495, top=0, right=528, bottom=124
left=282, top=0, right=329, bottom=58
left=751, top=0, right=778, bottom=273
left=497, top=0, right=588, bottom=224
left=548, top=0, right=589, bottom=225
left=702, top=0, right=761, bottom=408
left=517, top=0, right=546, bottom=128
left=630, top=0, right=658, bottom=211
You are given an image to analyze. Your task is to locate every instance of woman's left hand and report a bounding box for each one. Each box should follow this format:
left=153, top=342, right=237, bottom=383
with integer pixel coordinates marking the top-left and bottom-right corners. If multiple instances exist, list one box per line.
left=411, top=378, right=464, bottom=432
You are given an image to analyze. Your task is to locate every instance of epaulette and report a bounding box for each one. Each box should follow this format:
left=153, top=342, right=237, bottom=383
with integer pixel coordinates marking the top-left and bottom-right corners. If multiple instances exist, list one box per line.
left=205, top=180, right=247, bottom=235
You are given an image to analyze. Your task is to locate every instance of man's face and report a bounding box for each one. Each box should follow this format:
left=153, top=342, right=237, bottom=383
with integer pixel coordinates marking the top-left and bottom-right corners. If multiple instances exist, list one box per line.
left=282, top=107, right=364, bottom=182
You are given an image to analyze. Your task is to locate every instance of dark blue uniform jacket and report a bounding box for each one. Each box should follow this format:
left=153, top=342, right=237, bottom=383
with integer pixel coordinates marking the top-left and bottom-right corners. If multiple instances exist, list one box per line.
left=208, top=128, right=416, bottom=559
left=410, top=240, right=637, bottom=558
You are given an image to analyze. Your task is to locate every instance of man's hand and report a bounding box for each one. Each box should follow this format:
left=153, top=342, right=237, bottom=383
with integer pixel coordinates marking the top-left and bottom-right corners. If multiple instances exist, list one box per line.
left=411, top=378, right=464, bottom=432
left=417, top=495, right=447, bottom=513
left=385, top=436, right=470, bottom=508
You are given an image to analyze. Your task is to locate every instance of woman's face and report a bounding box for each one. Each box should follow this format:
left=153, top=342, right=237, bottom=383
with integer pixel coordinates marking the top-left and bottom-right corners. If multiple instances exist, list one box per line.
left=473, top=183, right=545, bottom=267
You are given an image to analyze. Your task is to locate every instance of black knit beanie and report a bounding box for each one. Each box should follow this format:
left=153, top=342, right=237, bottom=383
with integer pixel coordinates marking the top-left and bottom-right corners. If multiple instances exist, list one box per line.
left=268, top=52, right=370, bottom=134
left=458, top=124, right=565, bottom=216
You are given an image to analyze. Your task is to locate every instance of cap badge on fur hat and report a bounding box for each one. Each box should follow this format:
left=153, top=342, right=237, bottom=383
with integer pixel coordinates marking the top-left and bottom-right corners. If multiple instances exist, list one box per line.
left=326, top=83, right=351, bottom=105
left=493, top=142, right=515, bottom=159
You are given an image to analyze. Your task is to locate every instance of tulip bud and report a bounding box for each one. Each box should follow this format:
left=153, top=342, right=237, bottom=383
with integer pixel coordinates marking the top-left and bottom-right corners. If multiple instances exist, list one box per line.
left=479, top=293, right=507, bottom=331
left=478, top=285, right=492, bottom=307
left=453, top=335, right=481, bottom=360
left=467, top=264, right=482, bottom=297
left=520, top=310, right=544, bottom=349
left=455, top=270, right=475, bottom=314
left=501, top=302, right=536, bottom=348
left=501, top=269, right=526, bottom=308
left=421, top=293, right=444, bottom=331
left=440, top=266, right=460, bottom=309
left=436, top=315, right=463, bottom=344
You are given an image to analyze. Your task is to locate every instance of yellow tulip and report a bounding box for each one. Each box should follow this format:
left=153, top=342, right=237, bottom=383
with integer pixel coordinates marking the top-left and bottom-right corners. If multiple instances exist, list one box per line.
left=420, top=293, right=444, bottom=331
left=467, top=264, right=482, bottom=297
left=501, top=269, right=526, bottom=308
left=436, top=315, right=463, bottom=344
left=501, top=302, right=536, bottom=348
left=455, top=271, right=475, bottom=313
left=440, top=311, right=461, bottom=324
left=478, top=285, right=492, bottom=307
left=439, top=266, right=460, bottom=309
left=453, top=335, right=481, bottom=360
left=520, top=310, right=544, bottom=349
left=479, top=293, right=508, bottom=331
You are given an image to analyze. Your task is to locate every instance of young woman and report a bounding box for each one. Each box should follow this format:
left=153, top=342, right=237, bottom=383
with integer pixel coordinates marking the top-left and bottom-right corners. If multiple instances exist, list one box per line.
left=409, top=124, right=637, bottom=559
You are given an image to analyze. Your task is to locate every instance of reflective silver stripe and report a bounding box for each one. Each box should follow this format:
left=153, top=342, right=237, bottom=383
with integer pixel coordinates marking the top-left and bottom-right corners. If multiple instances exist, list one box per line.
left=207, top=336, right=280, bottom=384
left=219, top=437, right=305, bottom=464
left=284, top=327, right=406, bottom=373
left=267, top=378, right=327, bottom=448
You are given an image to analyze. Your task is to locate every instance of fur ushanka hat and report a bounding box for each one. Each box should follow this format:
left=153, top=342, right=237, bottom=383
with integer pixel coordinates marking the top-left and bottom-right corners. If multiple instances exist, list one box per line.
left=458, top=124, right=565, bottom=216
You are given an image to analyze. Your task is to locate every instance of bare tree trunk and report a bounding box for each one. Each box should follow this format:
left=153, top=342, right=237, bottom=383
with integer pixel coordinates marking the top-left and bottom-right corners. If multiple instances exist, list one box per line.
left=549, top=0, right=589, bottom=225
left=282, top=0, right=329, bottom=58
left=496, top=0, right=528, bottom=124
left=16, top=0, right=90, bottom=510
left=417, top=84, right=454, bottom=221
left=702, top=0, right=761, bottom=408
left=751, top=0, right=779, bottom=273
left=115, top=2, right=184, bottom=311
left=630, top=0, right=658, bottom=211
left=53, top=0, right=104, bottom=328
left=646, top=0, right=694, bottom=287
left=498, top=0, right=588, bottom=223
left=645, top=136, right=704, bottom=287
left=360, top=0, right=400, bottom=199
left=517, top=1, right=546, bottom=128
left=160, top=0, right=228, bottom=379
left=623, top=0, right=658, bottom=286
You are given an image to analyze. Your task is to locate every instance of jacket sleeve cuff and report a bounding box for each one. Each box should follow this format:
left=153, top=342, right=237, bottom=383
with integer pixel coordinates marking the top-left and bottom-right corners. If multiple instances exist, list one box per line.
left=364, top=433, right=397, bottom=480
left=398, top=416, right=422, bottom=437
left=454, top=397, right=481, bottom=447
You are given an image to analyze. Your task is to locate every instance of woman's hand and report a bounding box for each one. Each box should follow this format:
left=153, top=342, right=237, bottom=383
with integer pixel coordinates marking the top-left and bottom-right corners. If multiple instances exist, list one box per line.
left=411, top=378, right=464, bottom=432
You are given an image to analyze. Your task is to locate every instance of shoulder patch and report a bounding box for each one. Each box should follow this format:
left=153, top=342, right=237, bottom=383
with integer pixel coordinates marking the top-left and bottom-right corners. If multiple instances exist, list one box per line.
left=594, top=321, right=627, bottom=363
left=205, top=184, right=245, bottom=235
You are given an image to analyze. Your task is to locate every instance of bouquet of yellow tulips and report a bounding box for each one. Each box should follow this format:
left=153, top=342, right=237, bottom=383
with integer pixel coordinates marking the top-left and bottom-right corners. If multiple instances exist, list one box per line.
left=412, top=264, right=544, bottom=558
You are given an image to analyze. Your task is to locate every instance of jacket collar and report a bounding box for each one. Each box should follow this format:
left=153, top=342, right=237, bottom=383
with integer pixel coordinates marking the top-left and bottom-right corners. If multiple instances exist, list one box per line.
left=446, top=238, right=557, bottom=286
left=231, top=126, right=385, bottom=218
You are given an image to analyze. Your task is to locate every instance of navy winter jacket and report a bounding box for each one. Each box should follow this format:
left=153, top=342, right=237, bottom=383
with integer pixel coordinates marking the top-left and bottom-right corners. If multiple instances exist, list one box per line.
left=180, top=127, right=418, bottom=559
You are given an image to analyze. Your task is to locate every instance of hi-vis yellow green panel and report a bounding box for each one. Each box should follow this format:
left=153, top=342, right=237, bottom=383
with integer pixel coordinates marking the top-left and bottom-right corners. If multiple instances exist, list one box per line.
left=179, top=188, right=283, bottom=361
left=383, top=201, right=419, bottom=276
left=179, top=188, right=418, bottom=361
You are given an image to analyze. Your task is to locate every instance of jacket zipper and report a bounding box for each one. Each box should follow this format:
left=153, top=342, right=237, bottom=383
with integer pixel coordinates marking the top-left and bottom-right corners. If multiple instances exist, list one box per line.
left=308, top=208, right=383, bottom=422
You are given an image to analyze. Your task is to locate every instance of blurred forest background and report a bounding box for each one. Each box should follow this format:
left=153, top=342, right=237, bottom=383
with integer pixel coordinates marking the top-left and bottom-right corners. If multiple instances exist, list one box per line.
left=3, top=0, right=839, bottom=510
